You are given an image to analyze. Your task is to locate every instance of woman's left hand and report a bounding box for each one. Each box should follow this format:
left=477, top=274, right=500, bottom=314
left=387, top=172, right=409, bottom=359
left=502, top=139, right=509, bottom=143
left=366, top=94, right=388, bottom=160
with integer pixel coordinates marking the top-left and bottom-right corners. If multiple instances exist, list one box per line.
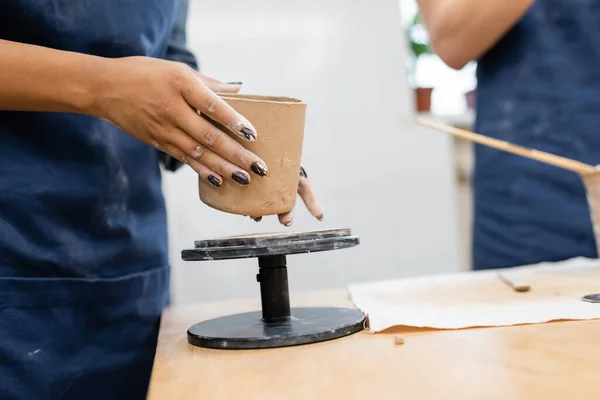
left=249, top=165, right=323, bottom=226
left=278, top=165, right=323, bottom=226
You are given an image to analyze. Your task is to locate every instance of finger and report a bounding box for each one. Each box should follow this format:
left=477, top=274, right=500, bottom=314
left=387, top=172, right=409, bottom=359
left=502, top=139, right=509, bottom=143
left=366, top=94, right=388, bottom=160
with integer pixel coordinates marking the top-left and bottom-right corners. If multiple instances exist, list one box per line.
left=178, top=107, right=268, bottom=177
left=216, top=83, right=242, bottom=94
left=193, top=71, right=242, bottom=93
left=181, top=70, right=257, bottom=142
left=191, top=160, right=224, bottom=188
left=167, top=128, right=252, bottom=186
left=298, top=176, right=324, bottom=221
left=161, top=143, right=223, bottom=187
left=278, top=210, right=294, bottom=227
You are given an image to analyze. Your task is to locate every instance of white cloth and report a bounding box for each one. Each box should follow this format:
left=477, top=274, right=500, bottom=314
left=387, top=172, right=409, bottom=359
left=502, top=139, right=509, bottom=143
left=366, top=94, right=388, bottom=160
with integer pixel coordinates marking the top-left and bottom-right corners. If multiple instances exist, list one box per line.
left=348, top=257, right=600, bottom=332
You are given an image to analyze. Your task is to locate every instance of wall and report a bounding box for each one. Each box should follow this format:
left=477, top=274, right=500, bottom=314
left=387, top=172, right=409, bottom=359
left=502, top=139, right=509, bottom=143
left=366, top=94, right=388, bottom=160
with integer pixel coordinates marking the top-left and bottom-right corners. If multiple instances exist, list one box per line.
left=163, top=0, right=461, bottom=304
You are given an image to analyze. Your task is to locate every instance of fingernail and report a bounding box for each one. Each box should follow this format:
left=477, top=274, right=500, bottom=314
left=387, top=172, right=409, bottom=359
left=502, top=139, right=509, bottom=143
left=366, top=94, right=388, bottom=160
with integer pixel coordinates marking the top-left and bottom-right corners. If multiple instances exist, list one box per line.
left=207, top=175, right=221, bottom=187
left=253, top=217, right=262, bottom=222
left=250, top=162, right=268, bottom=177
left=232, top=171, right=250, bottom=185
left=318, top=215, right=324, bottom=221
left=229, top=117, right=257, bottom=142
left=284, top=219, right=294, bottom=227
left=241, top=127, right=256, bottom=141
left=227, top=81, right=243, bottom=85
left=299, top=165, right=307, bottom=178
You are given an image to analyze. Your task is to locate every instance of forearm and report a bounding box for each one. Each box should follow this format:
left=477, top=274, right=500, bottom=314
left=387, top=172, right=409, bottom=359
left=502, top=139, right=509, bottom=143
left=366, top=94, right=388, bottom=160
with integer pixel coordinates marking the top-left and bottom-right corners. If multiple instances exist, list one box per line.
left=416, top=0, right=534, bottom=69
left=0, top=39, right=101, bottom=115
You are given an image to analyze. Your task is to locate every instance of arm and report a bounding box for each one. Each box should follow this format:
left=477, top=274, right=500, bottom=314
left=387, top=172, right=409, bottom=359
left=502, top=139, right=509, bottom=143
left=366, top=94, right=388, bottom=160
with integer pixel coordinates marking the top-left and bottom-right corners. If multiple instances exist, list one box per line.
left=0, top=38, right=268, bottom=192
left=416, top=0, right=534, bottom=69
left=0, top=39, right=323, bottom=224
left=0, top=39, right=100, bottom=114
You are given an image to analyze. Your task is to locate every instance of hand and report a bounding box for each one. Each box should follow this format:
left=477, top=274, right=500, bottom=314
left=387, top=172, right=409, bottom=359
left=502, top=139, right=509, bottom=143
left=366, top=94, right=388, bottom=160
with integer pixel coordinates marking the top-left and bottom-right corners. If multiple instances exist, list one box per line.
left=93, top=56, right=269, bottom=188
left=250, top=165, right=324, bottom=226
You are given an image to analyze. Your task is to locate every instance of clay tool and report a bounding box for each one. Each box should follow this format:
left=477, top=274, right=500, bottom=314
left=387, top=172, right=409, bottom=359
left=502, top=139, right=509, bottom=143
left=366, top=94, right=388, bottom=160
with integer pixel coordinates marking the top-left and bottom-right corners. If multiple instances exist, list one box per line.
left=181, top=228, right=365, bottom=350
left=415, top=119, right=600, bottom=301
left=582, top=294, right=600, bottom=303
left=497, top=273, right=530, bottom=292
left=415, top=118, right=597, bottom=175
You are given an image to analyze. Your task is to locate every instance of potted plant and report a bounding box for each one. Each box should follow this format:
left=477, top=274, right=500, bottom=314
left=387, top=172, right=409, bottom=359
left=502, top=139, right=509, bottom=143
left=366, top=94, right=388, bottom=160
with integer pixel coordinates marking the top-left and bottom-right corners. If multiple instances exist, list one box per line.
left=407, top=12, right=433, bottom=113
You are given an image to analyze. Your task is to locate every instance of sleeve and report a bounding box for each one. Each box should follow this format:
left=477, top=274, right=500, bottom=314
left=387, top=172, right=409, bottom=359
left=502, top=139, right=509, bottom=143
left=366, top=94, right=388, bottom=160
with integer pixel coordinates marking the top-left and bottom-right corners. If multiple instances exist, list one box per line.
left=159, top=0, right=199, bottom=172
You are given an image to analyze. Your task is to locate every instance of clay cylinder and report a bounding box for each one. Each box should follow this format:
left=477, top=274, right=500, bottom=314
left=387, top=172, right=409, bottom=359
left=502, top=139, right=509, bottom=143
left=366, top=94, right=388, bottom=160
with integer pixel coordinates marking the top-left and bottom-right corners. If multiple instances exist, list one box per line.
left=199, top=94, right=306, bottom=217
left=582, top=170, right=600, bottom=254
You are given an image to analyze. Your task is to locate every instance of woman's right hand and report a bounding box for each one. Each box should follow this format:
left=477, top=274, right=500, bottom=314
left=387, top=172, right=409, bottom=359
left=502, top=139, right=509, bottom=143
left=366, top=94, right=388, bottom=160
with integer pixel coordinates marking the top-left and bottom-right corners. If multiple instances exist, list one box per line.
left=92, top=56, right=268, bottom=187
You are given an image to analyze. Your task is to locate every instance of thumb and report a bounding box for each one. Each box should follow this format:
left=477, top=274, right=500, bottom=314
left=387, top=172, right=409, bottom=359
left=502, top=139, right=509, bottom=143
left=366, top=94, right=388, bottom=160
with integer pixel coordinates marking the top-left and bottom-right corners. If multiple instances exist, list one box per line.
left=193, top=71, right=242, bottom=93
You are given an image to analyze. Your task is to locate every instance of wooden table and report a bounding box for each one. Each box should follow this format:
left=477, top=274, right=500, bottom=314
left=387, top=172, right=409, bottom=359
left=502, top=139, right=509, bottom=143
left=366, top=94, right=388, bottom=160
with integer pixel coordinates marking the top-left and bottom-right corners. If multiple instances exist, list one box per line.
left=148, top=289, right=600, bottom=400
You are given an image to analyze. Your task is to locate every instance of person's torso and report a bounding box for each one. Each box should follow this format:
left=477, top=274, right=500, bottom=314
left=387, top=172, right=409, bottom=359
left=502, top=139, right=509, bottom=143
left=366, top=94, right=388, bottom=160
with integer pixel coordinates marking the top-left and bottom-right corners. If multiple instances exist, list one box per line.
left=0, top=0, right=180, bottom=277
left=473, top=0, right=600, bottom=269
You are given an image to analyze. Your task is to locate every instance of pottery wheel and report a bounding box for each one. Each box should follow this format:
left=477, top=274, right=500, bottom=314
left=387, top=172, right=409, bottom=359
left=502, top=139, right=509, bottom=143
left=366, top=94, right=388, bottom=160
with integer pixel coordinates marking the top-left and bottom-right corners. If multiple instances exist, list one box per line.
left=182, top=228, right=366, bottom=350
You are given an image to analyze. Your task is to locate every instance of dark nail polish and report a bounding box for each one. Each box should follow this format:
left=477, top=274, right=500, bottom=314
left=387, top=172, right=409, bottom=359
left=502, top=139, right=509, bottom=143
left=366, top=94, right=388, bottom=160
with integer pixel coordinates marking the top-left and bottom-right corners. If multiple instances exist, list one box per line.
left=299, top=165, right=308, bottom=178
left=207, top=175, right=221, bottom=187
left=241, top=127, right=256, bottom=141
left=253, top=217, right=262, bottom=222
left=227, top=81, right=243, bottom=85
left=250, top=162, right=268, bottom=177
left=232, top=171, right=250, bottom=185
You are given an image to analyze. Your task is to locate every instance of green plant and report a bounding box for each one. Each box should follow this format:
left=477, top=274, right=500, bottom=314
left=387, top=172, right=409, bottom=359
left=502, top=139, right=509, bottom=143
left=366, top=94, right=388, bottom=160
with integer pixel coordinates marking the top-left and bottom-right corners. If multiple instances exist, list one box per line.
left=407, top=12, right=432, bottom=60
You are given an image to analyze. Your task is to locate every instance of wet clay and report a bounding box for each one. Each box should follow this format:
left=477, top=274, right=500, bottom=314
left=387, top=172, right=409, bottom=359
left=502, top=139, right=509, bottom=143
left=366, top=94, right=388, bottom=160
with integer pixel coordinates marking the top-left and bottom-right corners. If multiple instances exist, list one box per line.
left=581, top=170, right=600, bottom=254
left=199, top=94, right=306, bottom=216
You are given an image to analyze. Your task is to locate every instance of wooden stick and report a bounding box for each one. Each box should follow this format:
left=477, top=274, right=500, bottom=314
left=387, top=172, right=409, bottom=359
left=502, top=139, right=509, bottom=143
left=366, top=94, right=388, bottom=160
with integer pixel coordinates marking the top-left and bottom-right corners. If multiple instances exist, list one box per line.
left=415, top=118, right=597, bottom=175
left=497, top=273, right=531, bottom=293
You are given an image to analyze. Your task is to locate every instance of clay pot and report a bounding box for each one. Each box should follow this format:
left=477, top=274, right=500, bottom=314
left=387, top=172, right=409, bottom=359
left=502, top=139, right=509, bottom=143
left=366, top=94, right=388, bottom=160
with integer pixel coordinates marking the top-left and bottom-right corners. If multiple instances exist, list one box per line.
left=199, top=94, right=306, bottom=217
left=465, top=90, right=476, bottom=109
left=582, top=170, right=600, bottom=254
left=414, top=87, right=433, bottom=113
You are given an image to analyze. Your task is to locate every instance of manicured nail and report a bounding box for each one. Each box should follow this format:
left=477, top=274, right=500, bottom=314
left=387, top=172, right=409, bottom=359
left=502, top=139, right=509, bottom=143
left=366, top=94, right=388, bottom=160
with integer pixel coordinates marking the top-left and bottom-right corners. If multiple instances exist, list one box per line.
left=250, top=162, right=268, bottom=177
left=253, top=217, right=262, bottom=222
left=227, top=81, right=243, bottom=85
left=232, top=171, right=250, bottom=185
left=229, top=116, right=257, bottom=142
left=284, top=219, right=294, bottom=227
left=207, top=175, right=221, bottom=187
left=299, top=165, right=307, bottom=178
left=241, top=127, right=256, bottom=141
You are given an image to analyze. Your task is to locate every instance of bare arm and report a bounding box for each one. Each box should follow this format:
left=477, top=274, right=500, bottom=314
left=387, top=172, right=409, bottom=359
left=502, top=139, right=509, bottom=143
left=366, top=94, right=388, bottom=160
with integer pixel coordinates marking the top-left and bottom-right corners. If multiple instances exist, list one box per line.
left=416, top=0, right=534, bottom=70
left=0, top=39, right=324, bottom=224
left=0, top=39, right=101, bottom=113
left=0, top=39, right=269, bottom=189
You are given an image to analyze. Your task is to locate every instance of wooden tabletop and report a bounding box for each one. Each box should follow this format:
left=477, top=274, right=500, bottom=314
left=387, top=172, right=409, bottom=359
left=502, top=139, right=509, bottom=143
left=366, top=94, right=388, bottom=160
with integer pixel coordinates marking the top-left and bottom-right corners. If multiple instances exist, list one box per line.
left=148, top=289, right=600, bottom=400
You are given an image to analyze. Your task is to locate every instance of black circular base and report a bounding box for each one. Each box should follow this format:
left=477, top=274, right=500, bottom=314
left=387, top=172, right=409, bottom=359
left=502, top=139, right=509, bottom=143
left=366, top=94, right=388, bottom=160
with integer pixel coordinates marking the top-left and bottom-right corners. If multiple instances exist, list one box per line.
left=582, top=293, right=600, bottom=303
left=187, top=307, right=366, bottom=350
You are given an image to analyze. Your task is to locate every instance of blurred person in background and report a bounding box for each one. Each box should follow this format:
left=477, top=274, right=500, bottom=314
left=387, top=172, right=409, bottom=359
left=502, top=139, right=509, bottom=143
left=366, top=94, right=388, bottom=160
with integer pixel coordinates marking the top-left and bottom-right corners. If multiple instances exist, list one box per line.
left=0, top=1, right=321, bottom=399
left=417, top=0, right=599, bottom=270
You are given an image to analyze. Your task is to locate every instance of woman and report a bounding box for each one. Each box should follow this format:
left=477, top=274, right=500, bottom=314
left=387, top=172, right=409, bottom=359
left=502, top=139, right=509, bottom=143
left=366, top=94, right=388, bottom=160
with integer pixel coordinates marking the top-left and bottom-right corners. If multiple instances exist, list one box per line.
left=417, top=0, right=598, bottom=270
left=0, top=1, right=322, bottom=399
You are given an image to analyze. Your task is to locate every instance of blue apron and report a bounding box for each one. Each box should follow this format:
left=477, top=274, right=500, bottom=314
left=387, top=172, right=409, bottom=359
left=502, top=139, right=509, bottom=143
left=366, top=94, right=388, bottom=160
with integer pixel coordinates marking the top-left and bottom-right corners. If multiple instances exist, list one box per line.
left=473, top=0, right=600, bottom=270
left=0, top=1, right=194, bottom=398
